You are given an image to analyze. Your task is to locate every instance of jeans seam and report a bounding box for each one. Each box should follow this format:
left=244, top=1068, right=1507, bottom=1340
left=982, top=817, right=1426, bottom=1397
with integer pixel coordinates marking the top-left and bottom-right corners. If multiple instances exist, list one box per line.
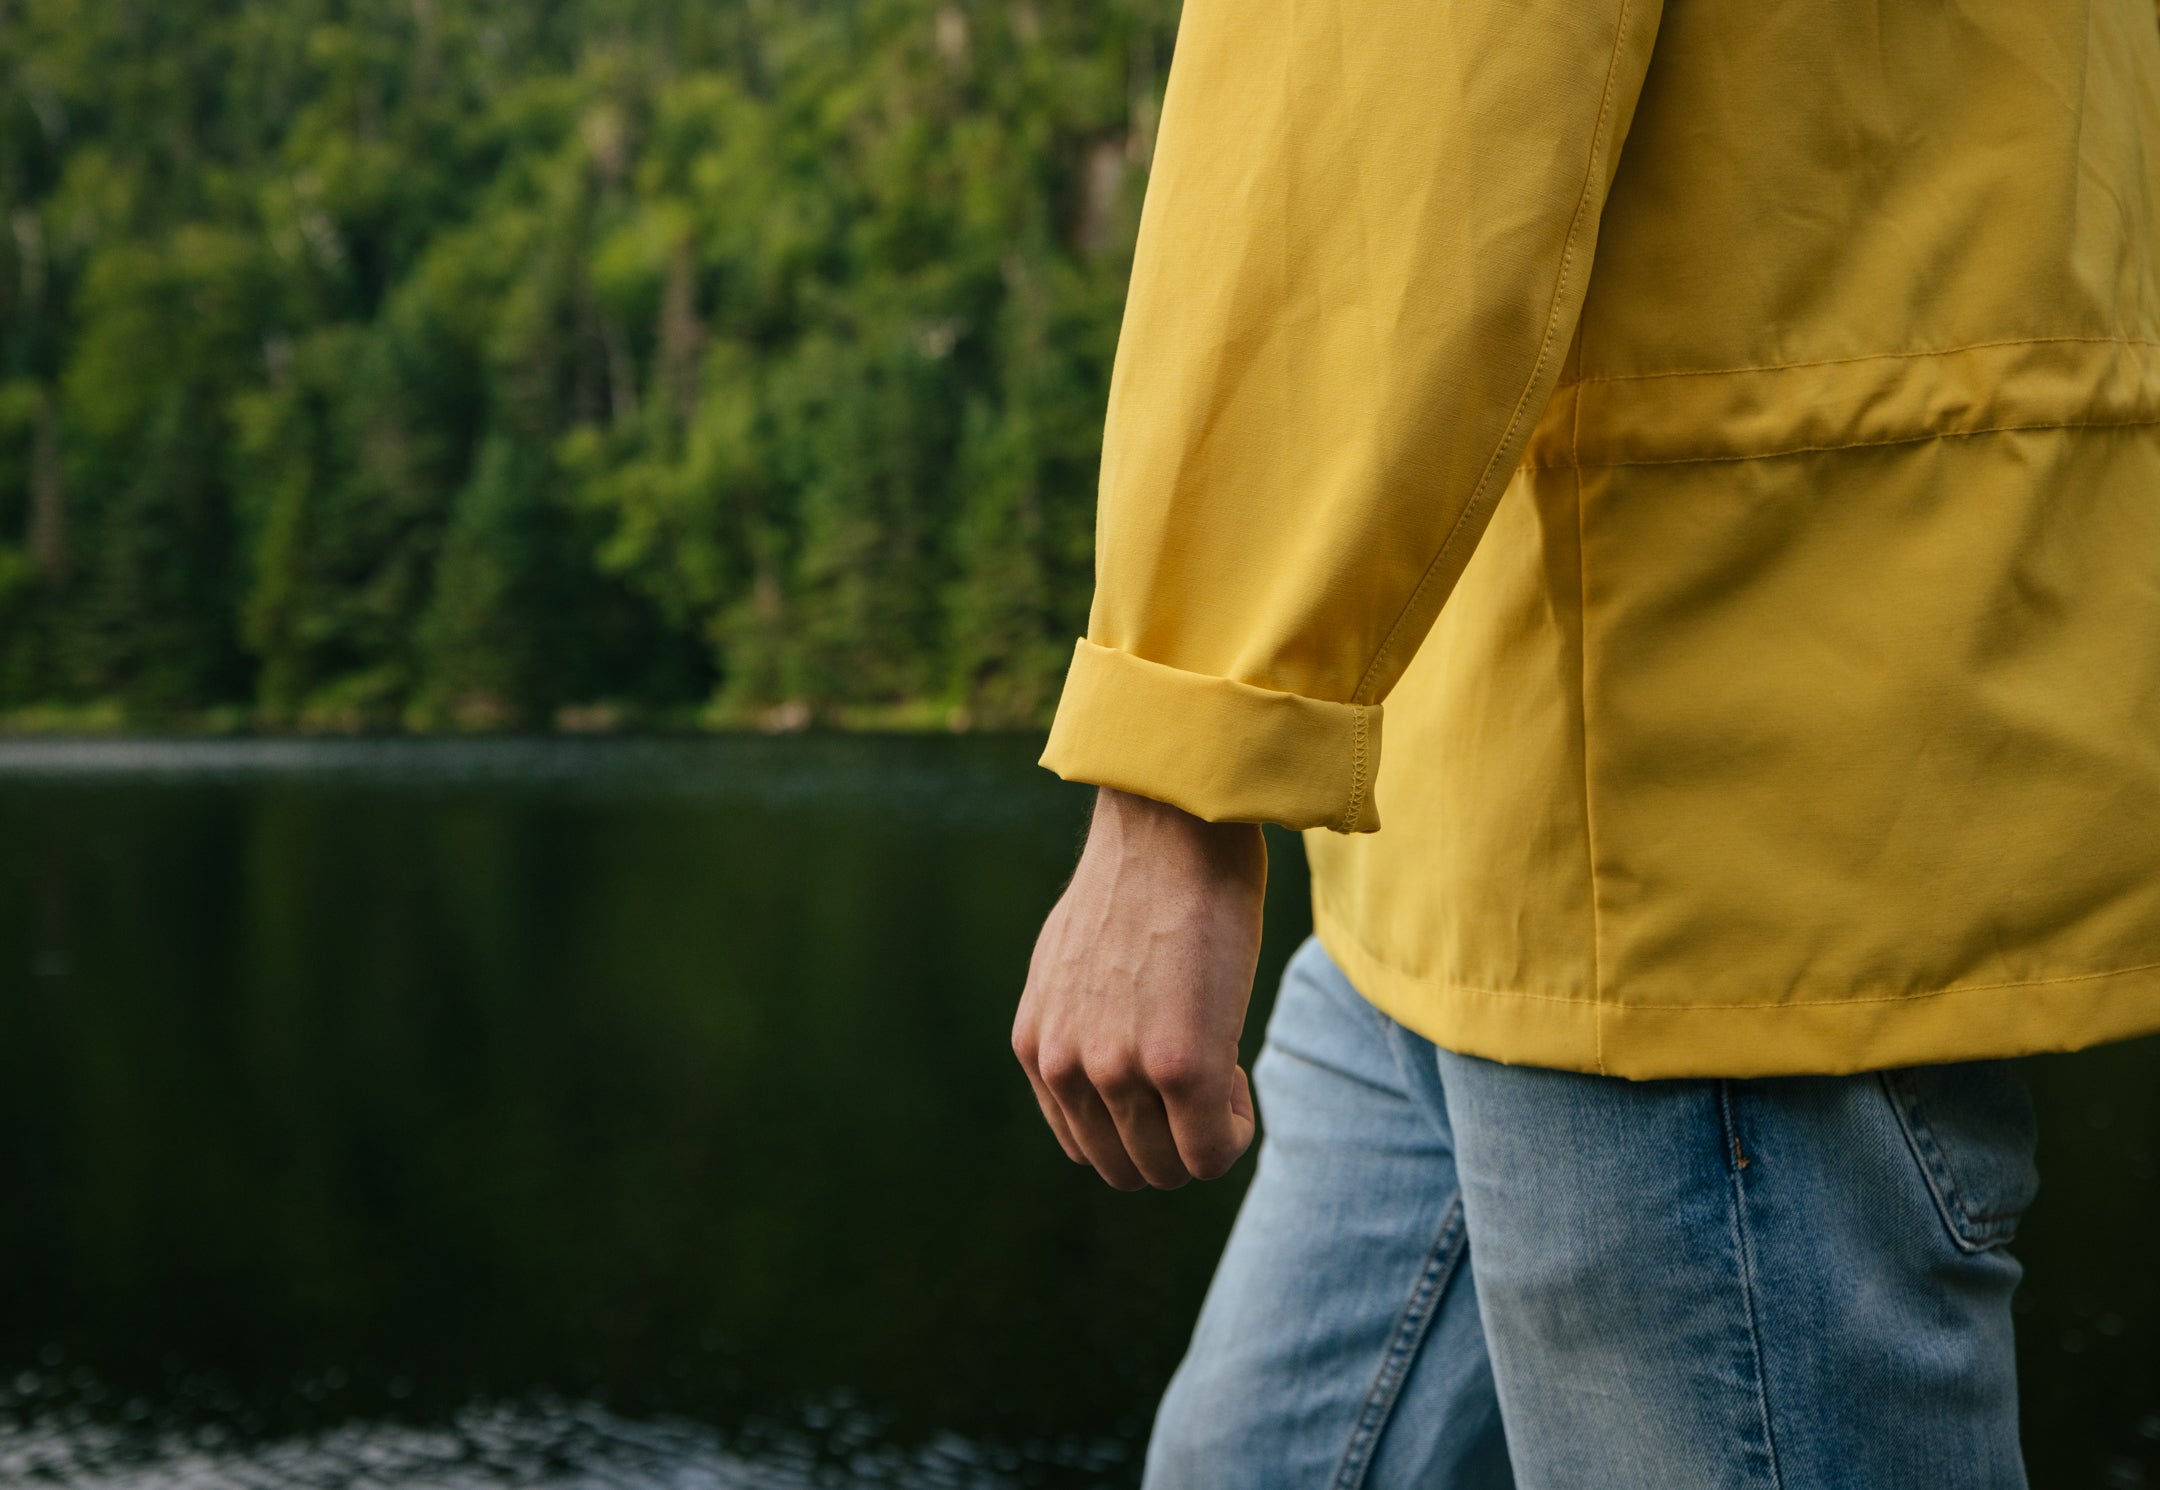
left=1719, top=1081, right=1788, bottom=1490
left=1331, top=1194, right=1469, bottom=1489
left=1879, top=1070, right=2020, bottom=1252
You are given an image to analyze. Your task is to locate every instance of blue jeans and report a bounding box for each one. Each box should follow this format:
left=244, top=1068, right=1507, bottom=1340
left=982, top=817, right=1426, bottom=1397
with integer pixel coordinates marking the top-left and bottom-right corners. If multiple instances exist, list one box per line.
left=1144, top=935, right=2040, bottom=1489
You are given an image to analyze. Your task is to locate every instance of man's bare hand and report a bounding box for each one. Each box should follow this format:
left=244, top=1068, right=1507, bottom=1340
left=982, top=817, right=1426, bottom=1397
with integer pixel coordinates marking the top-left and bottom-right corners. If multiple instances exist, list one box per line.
left=1012, top=786, right=1265, bottom=1190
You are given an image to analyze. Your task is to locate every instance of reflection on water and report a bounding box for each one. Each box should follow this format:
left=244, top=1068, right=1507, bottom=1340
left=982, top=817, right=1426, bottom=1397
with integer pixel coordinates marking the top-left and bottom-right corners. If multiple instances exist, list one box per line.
left=0, top=735, right=2157, bottom=1488
left=0, top=736, right=1306, bottom=1488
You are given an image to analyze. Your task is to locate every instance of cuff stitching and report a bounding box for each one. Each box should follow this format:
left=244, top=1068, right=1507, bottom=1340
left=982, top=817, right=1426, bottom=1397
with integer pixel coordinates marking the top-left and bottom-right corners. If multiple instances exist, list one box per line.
left=1339, top=705, right=1372, bottom=834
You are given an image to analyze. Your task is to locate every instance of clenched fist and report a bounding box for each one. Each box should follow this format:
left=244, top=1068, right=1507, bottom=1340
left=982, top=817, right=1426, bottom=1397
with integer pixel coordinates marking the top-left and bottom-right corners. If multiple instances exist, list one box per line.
left=1011, top=786, right=1266, bottom=1190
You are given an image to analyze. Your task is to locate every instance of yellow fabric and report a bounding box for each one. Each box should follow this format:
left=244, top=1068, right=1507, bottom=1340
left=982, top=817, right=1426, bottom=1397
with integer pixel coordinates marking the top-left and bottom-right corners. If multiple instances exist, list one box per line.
left=1042, top=640, right=1383, bottom=833
left=1038, top=0, right=2160, bottom=1077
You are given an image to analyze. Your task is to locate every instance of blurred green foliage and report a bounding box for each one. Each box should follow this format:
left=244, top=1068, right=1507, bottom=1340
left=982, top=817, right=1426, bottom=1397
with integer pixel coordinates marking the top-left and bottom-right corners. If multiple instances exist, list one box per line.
left=0, top=0, right=1172, bottom=731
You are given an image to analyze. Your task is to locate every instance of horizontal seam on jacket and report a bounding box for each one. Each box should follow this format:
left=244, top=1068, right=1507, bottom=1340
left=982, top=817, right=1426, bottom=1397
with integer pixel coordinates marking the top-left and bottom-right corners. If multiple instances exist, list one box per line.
left=1563, top=334, right=2160, bottom=387
left=1522, top=413, right=2160, bottom=471
left=1606, top=954, right=2160, bottom=1010
left=1313, top=893, right=2160, bottom=1010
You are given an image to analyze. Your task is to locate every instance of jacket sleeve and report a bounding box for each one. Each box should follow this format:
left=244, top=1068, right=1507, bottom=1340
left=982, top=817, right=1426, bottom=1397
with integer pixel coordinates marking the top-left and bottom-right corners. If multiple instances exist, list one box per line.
left=1038, top=0, right=1665, bottom=833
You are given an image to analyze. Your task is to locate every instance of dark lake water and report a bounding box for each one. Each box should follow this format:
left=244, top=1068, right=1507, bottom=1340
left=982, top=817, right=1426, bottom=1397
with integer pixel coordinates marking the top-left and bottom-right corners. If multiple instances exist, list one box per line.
left=0, top=734, right=2156, bottom=1488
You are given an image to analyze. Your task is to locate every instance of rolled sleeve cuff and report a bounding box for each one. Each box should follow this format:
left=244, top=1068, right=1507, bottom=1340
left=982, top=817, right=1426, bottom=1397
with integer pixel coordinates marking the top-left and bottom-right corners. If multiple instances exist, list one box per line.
left=1037, top=638, right=1383, bottom=834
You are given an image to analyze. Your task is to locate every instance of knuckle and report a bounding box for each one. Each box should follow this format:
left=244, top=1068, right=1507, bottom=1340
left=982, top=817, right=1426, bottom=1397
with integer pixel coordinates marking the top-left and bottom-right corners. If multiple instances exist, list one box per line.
left=1188, top=1150, right=1235, bottom=1182
left=1142, top=1045, right=1207, bottom=1095
left=1082, top=1046, right=1144, bottom=1093
left=1037, top=1046, right=1087, bottom=1093
left=1184, top=1136, right=1244, bottom=1181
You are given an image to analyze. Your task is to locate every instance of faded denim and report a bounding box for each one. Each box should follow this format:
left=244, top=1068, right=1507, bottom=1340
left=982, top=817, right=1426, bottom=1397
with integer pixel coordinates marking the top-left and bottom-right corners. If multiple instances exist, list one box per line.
left=1143, top=935, right=2039, bottom=1490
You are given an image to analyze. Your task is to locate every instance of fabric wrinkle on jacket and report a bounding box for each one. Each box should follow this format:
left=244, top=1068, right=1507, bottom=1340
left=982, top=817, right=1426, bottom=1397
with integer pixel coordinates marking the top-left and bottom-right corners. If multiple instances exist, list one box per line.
left=1039, top=0, right=2160, bottom=1078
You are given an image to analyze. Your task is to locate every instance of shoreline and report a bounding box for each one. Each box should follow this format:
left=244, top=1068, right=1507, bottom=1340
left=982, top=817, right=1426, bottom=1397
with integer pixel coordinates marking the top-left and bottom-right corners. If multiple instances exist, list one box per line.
left=0, top=698, right=1053, bottom=740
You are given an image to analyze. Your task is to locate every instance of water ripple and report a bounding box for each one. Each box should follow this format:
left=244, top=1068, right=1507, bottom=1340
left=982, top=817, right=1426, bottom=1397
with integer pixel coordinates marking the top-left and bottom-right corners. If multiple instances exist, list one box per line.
left=0, top=1398, right=1103, bottom=1489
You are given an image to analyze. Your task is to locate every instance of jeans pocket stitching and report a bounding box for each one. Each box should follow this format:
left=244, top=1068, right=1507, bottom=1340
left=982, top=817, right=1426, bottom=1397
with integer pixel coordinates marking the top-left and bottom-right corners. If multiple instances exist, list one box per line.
left=1880, top=1070, right=2022, bottom=1254
left=1331, top=1195, right=1468, bottom=1489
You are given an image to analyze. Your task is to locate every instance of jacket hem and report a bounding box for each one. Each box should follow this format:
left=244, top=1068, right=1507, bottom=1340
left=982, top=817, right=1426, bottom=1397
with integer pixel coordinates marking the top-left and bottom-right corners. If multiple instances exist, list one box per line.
left=1311, top=895, right=2160, bottom=1080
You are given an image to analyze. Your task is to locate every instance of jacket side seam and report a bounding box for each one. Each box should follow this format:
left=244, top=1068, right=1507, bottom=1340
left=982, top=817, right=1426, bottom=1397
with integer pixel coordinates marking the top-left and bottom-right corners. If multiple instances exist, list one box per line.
left=1349, top=0, right=1640, bottom=708
left=2071, top=0, right=2094, bottom=281
left=1573, top=336, right=1608, bottom=1075
left=1523, top=412, right=2160, bottom=471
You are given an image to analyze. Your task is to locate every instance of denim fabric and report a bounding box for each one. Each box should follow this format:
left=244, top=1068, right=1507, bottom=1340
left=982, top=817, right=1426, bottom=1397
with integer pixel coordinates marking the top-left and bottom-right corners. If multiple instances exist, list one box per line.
left=1143, top=935, right=2039, bottom=1490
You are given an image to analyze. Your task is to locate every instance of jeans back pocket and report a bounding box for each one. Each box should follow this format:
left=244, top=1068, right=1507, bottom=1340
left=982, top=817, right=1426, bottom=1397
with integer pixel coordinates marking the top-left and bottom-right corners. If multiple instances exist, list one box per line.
left=1880, top=1060, right=2040, bottom=1254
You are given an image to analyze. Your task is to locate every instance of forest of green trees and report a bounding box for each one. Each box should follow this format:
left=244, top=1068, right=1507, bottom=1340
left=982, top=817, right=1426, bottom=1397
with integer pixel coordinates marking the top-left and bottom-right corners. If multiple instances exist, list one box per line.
left=0, top=0, right=1174, bottom=732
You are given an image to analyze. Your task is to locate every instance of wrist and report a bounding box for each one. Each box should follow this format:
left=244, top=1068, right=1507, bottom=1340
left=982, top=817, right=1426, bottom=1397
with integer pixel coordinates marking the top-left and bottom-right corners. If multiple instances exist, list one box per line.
left=1092, top=787, right=1265, bottom=885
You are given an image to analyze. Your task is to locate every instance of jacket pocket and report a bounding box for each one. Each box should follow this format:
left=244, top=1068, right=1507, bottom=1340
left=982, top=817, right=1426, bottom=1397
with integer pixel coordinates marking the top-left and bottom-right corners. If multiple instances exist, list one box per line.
left=1880, top=1061, right=2040, bottom=1253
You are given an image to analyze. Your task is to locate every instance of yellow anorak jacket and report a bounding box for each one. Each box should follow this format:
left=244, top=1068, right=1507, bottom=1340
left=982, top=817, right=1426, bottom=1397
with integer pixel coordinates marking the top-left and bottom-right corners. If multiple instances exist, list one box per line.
left=1039, top=0, right=2160, bottom=1077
